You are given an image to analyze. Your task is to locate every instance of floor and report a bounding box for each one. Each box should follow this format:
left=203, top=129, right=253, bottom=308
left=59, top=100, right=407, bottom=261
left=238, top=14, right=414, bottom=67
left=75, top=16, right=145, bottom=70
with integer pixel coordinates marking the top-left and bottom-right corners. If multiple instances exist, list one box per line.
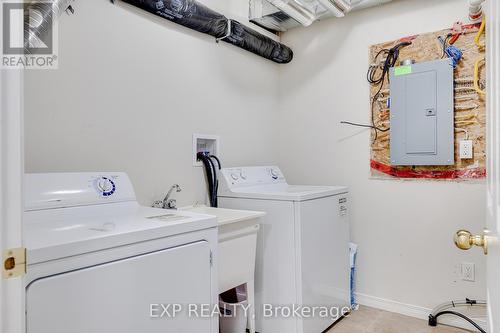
left=328, top=306, right=472, bottom=333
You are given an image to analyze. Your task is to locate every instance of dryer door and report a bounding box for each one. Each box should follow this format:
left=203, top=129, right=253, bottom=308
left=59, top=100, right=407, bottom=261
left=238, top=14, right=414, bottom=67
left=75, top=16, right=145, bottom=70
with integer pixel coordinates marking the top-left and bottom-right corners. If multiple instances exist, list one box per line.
left=26, top=241, right=213, bottom=333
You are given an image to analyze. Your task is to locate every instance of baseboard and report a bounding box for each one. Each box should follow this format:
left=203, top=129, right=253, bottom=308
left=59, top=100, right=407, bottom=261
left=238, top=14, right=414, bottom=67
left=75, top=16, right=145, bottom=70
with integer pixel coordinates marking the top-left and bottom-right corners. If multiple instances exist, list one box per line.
left=355, top=292, right=487, bottom=332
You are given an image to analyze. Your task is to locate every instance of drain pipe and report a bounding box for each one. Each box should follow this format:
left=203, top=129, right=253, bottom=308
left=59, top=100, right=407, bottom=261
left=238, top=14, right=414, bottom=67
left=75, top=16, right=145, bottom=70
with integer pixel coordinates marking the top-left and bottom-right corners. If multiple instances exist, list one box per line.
left=469, top=0, right=485, bottom=22
left=24, top=0, right=74, bottom=54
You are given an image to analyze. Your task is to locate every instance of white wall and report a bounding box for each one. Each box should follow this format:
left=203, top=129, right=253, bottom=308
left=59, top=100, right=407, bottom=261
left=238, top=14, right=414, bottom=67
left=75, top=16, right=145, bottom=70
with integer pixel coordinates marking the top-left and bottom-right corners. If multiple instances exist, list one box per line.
left=24, top=0, right=488, bottom=324
left=24, top=0, right=280, bottom=207
left=278, top=0, right=487, bottom=316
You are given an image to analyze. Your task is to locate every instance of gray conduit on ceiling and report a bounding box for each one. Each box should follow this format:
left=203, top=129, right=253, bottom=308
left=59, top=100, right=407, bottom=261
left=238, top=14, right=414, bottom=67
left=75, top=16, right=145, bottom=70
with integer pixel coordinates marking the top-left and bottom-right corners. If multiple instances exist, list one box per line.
left=112, top=0, right=294, bottom=64
left=24, top=0, right=74, bottom=54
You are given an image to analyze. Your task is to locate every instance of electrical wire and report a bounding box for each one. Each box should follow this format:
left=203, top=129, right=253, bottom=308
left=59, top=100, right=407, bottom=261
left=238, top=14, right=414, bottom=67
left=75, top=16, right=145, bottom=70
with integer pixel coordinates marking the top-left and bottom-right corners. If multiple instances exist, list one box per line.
left=445, top=45, right=463, bottom=68
left=429, top=298, right=487, bottom=333
left=366, top=49, right=390, bottom=85
left=439, top=34, right=462, bottom=68
left=439, top=34, right=452, bottom=59
left=475, top=18, right=486, bottom=50
left=340, top=121, right=382, bottom=129
left=455, top=128, right=469, bottom=140
left=474, top=57, right=486, bottom=95
left=343, top=41, right=412, bottom=142
left=432, top=298, right=486, bottom=314
left=430, top=311, right=486, bottom=333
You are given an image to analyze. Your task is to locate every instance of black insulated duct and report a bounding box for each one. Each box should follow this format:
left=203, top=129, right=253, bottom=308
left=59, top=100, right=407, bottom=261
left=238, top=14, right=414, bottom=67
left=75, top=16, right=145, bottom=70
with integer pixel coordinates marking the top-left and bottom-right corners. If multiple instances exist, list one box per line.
left=112, top=0, right=293, bottom=64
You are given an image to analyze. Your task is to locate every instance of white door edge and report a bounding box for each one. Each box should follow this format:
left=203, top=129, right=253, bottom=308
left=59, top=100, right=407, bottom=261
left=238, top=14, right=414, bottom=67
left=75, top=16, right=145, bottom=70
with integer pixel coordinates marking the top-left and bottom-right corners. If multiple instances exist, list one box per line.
left=0, top=8, right=26, bottom=331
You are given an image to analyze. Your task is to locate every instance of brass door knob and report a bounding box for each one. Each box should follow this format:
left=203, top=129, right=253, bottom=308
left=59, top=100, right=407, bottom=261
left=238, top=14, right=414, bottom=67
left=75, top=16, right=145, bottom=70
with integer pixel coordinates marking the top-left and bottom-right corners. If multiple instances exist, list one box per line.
left=454, top=229, right=488, bottom=255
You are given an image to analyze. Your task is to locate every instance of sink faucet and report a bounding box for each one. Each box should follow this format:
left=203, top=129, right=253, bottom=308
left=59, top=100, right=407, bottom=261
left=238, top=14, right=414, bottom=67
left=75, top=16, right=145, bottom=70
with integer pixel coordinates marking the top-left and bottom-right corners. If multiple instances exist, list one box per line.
left=152, top=184, right=182, bottom=209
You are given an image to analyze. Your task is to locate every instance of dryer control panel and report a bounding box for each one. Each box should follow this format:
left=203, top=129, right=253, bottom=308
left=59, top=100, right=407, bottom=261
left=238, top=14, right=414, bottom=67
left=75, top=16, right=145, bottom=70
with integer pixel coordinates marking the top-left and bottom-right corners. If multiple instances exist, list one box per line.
left=219, top=166, right=286, bottom=189
left=25, top=172, right=137, bottom=211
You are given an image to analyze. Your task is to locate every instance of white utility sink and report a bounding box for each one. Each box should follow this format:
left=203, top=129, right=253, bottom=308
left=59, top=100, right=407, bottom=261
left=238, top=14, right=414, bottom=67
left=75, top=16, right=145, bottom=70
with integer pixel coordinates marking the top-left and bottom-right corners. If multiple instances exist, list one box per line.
left=182, top=206, right=265, bottom=226
left=181, top=205, right=265, bottom=333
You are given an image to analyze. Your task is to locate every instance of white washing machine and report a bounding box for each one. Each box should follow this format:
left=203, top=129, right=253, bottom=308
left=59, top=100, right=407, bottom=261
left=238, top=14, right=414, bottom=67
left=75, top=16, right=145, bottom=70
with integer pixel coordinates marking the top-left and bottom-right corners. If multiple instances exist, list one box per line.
left=24, top=172, right=218, bottom=333
left=218, top=166, right=350, bottom=333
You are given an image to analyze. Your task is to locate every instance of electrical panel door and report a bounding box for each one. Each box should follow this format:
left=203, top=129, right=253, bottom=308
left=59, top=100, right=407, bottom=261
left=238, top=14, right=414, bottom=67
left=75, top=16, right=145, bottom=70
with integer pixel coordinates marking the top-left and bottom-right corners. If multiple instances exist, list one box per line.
left=390, top=58, right=454, bottom=165
left=405, top=71, right=437, bottom=155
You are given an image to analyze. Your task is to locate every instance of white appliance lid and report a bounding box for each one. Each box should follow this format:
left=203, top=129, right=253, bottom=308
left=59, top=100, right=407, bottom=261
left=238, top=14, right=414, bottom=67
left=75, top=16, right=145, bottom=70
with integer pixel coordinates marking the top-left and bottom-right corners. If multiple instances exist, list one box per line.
left=25, top=203, right=217, bottom=264
left=218, top=166, right=348, bottom=201
left=24, top=173, right=217, bottom=264
left=219, top=183, right=348, bottom=201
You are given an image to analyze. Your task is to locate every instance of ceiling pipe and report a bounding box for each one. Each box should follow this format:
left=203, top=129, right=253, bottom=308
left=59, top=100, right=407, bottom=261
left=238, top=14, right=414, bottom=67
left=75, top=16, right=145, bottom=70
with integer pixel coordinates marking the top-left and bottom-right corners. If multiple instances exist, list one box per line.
left=115, top=0, right=293, bottom=64
left=24, top=0, right=74, bottom=54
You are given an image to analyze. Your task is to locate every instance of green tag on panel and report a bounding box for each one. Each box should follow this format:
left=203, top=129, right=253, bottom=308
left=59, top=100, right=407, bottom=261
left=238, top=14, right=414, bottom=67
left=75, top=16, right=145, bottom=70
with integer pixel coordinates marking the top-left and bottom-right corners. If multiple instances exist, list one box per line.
left=394, top=65, right=412, bottom=76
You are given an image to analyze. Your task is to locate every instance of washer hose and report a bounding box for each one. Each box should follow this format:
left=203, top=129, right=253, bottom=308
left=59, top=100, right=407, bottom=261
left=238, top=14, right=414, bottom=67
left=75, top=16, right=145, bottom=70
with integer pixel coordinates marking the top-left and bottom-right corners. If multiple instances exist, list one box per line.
left=197, top=153, right=222, bottom=207
left=197, top=153, right=215, bottom=207
left=429, top=311, right=485, bottom=333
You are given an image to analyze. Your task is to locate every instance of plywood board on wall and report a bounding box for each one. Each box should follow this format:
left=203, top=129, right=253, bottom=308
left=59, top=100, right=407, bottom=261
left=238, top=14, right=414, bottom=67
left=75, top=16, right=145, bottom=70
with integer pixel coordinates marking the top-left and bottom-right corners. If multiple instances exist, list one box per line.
left=369, top=24, right=486, bottom=180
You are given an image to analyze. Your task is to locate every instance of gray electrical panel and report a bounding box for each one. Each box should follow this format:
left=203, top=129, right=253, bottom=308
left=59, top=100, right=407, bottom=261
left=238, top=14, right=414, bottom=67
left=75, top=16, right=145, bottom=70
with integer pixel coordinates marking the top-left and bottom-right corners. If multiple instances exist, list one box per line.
left=389, top=58, right=454, bottom=166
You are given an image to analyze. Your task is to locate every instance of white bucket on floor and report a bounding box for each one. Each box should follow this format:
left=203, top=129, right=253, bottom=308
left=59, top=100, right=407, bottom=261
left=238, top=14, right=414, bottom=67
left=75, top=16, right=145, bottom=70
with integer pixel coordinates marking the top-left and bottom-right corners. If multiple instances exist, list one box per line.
left=219, top=300, right=248, bottom=333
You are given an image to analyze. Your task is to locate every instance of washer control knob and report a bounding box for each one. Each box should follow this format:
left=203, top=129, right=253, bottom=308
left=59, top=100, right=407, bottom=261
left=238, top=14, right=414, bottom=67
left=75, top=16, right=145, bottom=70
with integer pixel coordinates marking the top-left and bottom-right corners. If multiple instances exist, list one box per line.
left=96, top=177, right=116, bottom=197
left=231, top=173, right=239, bottom=181
left=98, top=178, right=113, bottom=192
left=270, top=169, right=280, bottom=179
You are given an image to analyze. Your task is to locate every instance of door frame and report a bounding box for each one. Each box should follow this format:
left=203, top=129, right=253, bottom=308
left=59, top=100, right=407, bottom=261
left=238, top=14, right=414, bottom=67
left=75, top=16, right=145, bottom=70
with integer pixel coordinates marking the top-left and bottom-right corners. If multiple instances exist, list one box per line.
left=0, top=3, right=26, bottom=330
left=486, top=0, right=499, bottom=331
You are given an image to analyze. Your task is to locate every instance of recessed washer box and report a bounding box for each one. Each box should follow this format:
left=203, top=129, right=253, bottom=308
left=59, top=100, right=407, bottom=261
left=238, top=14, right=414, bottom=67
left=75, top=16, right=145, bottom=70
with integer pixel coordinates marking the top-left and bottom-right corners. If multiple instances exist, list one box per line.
left=389, top=58, right=454, bottom=166
left=193, top=134, right=220, bottom=167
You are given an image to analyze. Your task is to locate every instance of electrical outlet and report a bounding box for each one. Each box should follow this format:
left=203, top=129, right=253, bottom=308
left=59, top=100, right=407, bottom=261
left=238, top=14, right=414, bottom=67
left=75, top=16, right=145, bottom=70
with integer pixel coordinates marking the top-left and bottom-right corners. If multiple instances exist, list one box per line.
left=459, top=140, right=473, bottom=159
left=461, top=262, right=475, bottom=282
